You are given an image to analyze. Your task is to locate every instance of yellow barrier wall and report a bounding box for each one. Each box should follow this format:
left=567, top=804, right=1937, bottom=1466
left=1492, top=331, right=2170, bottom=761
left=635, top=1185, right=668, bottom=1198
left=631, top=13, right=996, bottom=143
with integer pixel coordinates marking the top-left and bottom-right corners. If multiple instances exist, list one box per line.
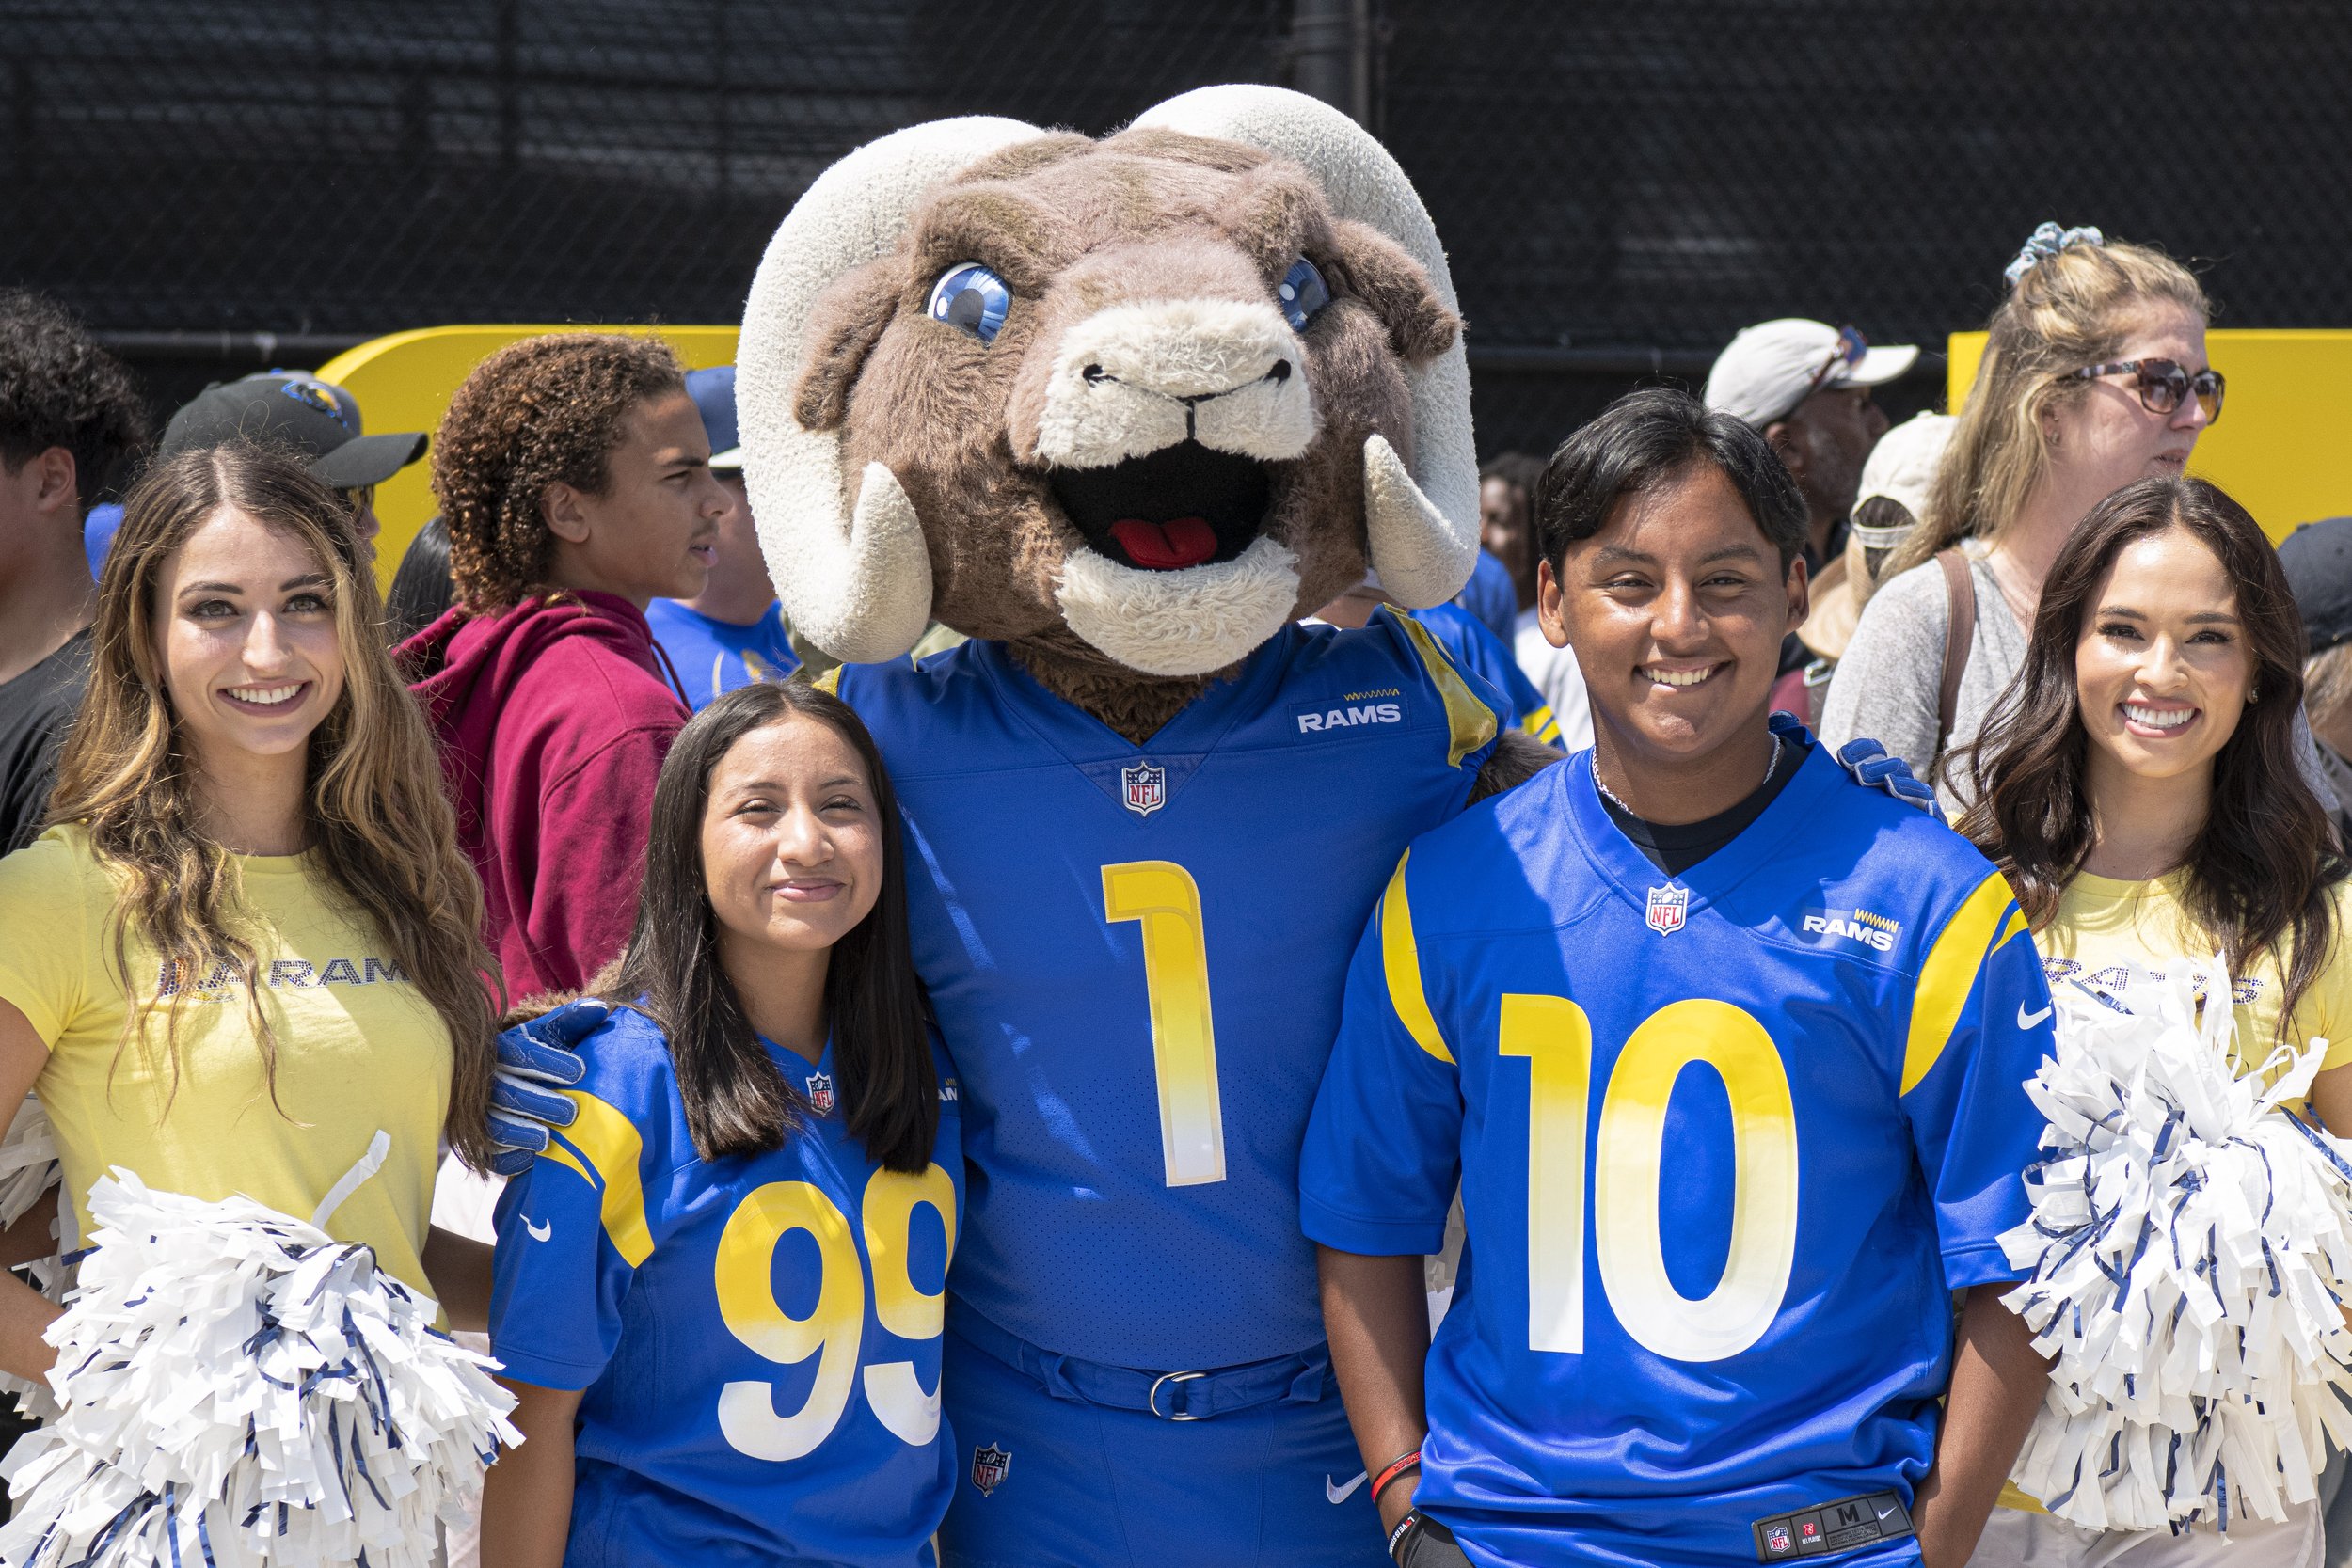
left=1947, top=329, right=2352, bottom=544
left=315, top=325, right=740, bottom=587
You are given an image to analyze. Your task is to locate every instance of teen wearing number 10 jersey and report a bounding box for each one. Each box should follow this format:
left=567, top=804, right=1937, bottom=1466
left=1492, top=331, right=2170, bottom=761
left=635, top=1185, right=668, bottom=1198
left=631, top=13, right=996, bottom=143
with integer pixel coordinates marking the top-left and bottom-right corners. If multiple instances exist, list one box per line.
left=1302, top=732, right=2055, bottom=1568
left=822, top=610, right=1508, bottom=1567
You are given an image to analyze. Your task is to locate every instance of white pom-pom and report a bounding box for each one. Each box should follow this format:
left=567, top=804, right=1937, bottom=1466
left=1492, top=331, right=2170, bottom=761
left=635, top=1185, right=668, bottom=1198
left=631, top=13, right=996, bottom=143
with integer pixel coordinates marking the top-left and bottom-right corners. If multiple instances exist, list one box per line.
left=1998, top=963, right=2352, bottom=1532
left=0, top=1093, right=60, bottom=1234
left=0, top=1134, right=520, bottom=1566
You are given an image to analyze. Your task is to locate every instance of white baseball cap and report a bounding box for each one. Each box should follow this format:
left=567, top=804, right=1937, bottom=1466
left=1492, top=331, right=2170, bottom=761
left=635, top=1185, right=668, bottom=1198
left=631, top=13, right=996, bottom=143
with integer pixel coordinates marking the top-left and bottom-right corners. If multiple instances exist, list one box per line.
left=1852, top=410, right=1955, bottom=523
left=1704, top=319, right=1919, bottom=429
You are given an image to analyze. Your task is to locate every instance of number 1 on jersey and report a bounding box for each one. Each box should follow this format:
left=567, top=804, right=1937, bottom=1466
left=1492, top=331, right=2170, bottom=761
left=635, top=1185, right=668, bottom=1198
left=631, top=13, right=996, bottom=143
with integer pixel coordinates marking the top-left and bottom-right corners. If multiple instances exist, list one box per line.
left=1103, top=861, right=1227, bottom=1186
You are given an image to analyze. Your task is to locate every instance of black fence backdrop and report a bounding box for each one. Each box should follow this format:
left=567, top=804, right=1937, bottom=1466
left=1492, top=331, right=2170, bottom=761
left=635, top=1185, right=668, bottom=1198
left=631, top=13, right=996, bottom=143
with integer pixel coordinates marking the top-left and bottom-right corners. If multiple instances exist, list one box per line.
left=7, top=0, right=2347, bottom=457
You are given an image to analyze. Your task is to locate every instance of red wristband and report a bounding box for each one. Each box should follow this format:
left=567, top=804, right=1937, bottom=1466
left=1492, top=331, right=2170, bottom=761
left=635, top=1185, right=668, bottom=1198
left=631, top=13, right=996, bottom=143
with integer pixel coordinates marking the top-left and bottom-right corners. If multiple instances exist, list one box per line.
left=1371, top=1448, right=1422, bottom=1505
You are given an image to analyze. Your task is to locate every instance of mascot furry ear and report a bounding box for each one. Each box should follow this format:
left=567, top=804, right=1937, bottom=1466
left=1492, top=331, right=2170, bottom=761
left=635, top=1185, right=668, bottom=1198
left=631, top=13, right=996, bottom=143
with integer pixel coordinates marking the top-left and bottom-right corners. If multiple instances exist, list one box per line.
left=737, top=87, right=1480, bottom=699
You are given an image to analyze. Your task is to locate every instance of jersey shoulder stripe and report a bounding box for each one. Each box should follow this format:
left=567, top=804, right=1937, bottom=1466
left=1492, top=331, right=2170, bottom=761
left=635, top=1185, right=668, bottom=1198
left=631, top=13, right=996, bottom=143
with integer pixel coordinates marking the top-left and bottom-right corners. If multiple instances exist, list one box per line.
left=1384, top=607, right=1500, bottom=768
left=553, top=1088, right=656, bottom=1266
left=1380, top=850, right=1454, bottom=1064
left=1524, top=704, right=1561, bottom=745
left=1900, top=870, right=2022, bottom=1093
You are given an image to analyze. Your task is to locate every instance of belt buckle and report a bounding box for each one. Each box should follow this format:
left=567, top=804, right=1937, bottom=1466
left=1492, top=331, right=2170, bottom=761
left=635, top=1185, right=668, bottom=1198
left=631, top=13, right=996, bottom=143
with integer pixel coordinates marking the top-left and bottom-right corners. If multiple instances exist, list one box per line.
left=1147, top=1370, right=1206, bottom=1421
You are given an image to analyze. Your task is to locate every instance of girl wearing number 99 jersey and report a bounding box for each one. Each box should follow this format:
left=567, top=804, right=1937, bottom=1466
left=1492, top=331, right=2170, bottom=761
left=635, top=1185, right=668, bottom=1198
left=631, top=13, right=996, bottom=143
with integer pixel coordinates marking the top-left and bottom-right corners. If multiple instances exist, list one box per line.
left=483, top=679, right=961, bottom=1567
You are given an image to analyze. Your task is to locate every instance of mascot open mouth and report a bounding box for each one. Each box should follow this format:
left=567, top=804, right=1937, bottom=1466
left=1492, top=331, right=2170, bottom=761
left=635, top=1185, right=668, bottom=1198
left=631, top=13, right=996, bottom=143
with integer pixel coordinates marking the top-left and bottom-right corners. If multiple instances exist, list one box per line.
left=1049, top=441, right=1273, bottom=572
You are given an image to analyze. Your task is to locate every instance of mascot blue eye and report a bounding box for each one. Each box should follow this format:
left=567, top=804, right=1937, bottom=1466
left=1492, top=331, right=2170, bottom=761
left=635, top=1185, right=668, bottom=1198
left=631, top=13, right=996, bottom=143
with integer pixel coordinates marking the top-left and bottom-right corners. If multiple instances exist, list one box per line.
left=928, top=262, right=1011, bottom=343
left=1276, top=257, right=1330, bottom=331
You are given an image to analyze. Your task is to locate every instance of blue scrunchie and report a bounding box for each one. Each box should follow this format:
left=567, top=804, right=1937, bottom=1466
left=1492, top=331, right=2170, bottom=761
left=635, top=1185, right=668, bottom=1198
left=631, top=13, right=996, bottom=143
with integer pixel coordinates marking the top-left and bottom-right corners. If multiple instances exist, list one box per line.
left=2004, top=221, right=2106, bottom=287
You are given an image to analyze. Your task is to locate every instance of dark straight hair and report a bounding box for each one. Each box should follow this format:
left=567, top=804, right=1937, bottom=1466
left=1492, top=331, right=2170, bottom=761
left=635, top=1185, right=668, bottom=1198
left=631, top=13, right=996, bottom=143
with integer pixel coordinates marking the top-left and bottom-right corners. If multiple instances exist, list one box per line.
left=602, top=680, right=938, bottom=1170
left=1531, top=387, right=1809, bottom=575
left=1956, top=476, right=2344, bottom=1033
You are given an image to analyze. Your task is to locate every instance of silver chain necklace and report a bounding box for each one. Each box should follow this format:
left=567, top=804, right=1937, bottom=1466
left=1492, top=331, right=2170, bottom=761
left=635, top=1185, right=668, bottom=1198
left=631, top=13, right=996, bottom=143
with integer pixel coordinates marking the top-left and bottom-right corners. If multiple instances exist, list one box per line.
left=1595, top=732, right=1782, bottom=819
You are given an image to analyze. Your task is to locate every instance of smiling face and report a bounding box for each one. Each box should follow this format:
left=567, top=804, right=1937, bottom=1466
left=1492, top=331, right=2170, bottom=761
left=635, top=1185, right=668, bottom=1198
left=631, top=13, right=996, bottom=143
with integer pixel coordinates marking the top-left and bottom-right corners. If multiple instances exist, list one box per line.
left=699, top=713, right=886, bottom=964
left=545, top=388, right=731, bottom=608
left=1544, top=460, right=1806, bottom=774
left=2045, top=305, right=2214, bottom=504
left=2074, top=524, right=2250, bottom=790
left=152, top=504, right=347, bottom=779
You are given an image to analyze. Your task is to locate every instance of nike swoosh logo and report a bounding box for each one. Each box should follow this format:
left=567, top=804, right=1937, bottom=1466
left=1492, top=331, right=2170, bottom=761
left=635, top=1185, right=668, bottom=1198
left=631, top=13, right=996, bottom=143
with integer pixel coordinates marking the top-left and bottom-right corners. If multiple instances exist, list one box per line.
left=525, top=1218, right=552, bottom=1242
left=1877, top=1505, right=1897, bottom=1521
left=1327, top=1471, right=1367, bottom=1505
left=2018, top=1004, right=2054, bottom=1029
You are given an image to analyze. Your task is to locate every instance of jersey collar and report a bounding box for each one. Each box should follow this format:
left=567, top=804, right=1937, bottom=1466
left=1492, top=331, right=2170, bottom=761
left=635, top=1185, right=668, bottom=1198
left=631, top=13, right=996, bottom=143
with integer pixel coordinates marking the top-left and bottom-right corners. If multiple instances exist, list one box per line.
left=968, top=628, right=1301, bottom=764
left=1561, top=737, right=1840, bottom=927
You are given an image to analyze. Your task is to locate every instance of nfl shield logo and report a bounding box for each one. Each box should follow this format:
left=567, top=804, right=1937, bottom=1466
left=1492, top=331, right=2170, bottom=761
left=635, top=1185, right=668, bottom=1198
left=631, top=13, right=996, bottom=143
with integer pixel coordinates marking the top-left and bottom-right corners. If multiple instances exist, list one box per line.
left=804, top=1071, right=835, bottom=1114
left=1121, top=761, right=1166, bottom=817
left=1765, top=1524, right=1793, bottom=1556
left=971, top=1442, right=1012, bottom=1496
left=1645, top=883, right=1689, bottom=936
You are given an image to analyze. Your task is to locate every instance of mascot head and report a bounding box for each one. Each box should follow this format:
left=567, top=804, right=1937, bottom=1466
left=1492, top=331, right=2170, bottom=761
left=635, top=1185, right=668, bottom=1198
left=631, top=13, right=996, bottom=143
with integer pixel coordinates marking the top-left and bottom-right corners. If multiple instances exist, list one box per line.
left=738, top=86, right=1478, bottom=699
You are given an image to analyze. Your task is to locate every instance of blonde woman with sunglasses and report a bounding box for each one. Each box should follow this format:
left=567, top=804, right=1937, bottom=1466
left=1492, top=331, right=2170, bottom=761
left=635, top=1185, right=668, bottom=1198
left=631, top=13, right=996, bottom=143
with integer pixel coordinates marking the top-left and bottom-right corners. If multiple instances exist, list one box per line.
left=1820, top=225, right=2223, bottom=810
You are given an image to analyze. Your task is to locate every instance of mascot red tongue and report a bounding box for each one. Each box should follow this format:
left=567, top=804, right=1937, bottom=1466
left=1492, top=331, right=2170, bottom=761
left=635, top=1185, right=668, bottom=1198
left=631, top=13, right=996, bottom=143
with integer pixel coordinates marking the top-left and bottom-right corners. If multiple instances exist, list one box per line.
left=733, top=87, right=1550, bottom=1566
left=1111, top=516, right=1216, bottom=569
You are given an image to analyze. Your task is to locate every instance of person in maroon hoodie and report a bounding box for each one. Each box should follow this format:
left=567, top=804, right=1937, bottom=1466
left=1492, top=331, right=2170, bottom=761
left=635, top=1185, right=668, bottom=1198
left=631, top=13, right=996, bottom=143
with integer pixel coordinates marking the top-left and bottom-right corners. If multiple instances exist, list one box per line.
left=402, top=334, right=731, bottom=1003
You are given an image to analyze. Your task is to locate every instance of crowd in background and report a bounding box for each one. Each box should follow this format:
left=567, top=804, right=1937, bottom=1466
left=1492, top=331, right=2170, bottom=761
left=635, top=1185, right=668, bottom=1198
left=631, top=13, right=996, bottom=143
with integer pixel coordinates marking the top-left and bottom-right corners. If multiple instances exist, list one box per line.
left=3, top=211, right=2351, bottom=1568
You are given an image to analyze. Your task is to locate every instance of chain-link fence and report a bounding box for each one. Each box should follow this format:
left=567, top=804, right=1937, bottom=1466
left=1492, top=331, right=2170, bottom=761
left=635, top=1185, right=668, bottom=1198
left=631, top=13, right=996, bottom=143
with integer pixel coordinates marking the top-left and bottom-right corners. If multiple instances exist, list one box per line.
left=8, top=0, right=2347, bottom=453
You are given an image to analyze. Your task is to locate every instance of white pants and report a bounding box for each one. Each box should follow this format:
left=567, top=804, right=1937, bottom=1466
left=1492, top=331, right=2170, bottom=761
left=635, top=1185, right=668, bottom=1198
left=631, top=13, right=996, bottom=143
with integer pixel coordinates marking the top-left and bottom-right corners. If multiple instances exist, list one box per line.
left=1970, top=1501, right=2324, bottom=1568
left=431, top=1156, right=506, bottom=1568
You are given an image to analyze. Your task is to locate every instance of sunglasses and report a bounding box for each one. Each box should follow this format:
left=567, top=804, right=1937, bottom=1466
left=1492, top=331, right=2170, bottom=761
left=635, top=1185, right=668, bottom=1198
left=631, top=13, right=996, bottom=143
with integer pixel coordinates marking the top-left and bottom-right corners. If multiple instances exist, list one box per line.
left=1802, top=325, right=1870, bottom=402
left=2067, top=357, right=2225, bottom=424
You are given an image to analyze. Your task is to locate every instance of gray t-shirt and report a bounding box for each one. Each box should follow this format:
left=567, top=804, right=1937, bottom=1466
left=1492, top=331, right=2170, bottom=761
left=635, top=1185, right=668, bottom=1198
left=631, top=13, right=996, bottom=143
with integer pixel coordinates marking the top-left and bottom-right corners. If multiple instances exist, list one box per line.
left=1819, top=548, right=2023, bottom=815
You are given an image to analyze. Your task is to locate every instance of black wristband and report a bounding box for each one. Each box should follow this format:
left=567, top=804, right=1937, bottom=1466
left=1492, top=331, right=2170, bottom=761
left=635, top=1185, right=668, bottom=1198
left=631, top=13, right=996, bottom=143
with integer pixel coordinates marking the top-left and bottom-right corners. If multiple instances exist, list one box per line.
left=1389, top=1511, right=1471, bottom=1568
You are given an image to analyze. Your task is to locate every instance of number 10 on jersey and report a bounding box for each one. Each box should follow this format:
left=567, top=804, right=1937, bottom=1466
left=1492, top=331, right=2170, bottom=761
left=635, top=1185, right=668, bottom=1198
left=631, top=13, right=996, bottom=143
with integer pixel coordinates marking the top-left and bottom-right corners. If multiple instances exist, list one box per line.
left=1103, top=861, right=1227, bottom=1186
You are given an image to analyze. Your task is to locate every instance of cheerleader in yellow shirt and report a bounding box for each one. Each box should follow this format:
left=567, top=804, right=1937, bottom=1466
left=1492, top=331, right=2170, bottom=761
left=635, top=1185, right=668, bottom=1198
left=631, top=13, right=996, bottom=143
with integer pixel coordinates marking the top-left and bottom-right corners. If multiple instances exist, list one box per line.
left=1957, top=475, right=2352, bottom=1568
left=0, top=442, right=502, bottom=1379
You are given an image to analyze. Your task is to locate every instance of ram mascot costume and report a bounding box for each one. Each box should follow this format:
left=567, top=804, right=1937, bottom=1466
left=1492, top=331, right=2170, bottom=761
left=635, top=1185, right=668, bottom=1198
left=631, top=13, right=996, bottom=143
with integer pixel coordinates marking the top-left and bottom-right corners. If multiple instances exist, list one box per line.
left=739, top=86, right=1549, bottom=1565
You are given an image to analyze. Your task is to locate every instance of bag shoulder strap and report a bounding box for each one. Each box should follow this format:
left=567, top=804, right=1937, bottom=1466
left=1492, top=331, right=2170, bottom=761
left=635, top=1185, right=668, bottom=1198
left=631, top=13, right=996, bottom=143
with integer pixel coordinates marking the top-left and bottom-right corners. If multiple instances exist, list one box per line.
left=1934, top=548, right=1978, bottom=753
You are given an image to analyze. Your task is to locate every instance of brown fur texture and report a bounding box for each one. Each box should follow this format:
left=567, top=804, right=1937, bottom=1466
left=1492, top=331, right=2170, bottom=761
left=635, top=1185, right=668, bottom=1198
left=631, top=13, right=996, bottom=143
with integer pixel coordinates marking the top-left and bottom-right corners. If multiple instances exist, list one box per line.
left=793, top=127, right=1459, bottom=744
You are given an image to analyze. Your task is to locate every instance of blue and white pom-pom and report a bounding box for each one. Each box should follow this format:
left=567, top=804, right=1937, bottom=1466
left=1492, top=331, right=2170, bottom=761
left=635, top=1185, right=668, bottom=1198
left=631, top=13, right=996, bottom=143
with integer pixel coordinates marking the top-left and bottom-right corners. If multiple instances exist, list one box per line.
left=0, top=1092, right=68, bottom=1423
left=1998, top=965, right=2352, bottom=1532
left=0, top=1132, right=520, bottom=1566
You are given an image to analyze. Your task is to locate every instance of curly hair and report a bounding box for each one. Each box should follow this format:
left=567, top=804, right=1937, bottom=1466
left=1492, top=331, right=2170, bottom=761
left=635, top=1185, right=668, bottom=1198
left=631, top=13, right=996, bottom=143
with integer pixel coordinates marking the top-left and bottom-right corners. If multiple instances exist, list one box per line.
left=0, top=290, right=150, bottom=515
left=432, top=333, right=685, bottom=611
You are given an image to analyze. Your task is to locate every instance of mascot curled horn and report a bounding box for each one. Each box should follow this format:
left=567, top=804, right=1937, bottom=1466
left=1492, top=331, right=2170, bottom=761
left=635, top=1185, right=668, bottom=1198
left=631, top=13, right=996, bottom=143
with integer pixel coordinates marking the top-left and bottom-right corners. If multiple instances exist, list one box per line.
left=753, top=86, right=1547, bottom=1566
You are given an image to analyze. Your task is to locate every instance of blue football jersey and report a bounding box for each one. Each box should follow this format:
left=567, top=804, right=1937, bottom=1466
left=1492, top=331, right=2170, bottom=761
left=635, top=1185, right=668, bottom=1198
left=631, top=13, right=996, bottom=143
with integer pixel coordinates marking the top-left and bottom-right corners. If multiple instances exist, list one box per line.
left=825, top=610, right=1506, bottom=1369
left=1410, top=601, right=1561, bottom=746
left=646, top=597, right=800, bottom=710
left=1300, top=746, right=2054, bottom=1568
left=489, top=1007, right=963, bottom=1568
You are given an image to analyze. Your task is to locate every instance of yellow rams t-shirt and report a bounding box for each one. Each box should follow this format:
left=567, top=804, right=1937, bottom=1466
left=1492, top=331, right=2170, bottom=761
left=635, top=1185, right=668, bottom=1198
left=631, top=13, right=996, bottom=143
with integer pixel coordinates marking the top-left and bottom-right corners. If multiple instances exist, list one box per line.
left=2037, top=871, right=2352, bottom=1082
left=0, top=825, right=451, bottom=1292
left=1998, top=869, right=2352, bottom=1514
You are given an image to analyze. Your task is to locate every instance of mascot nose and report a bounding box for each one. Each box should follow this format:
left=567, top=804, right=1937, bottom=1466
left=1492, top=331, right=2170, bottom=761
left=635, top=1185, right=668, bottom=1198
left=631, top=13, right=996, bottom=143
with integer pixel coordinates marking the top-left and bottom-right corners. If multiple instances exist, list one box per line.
left=1078, top=358, right=1293, bottom=400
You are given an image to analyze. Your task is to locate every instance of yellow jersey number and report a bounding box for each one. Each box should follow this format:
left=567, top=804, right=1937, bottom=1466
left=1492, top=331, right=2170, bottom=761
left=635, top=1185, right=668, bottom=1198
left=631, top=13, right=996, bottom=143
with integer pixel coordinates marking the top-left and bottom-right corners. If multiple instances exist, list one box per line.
left=1499, top=996, right=1799, bottom=1363
left=1103, top=861, right=1228, bottom=1188
left=711, top=1163, right=958, bottom=1460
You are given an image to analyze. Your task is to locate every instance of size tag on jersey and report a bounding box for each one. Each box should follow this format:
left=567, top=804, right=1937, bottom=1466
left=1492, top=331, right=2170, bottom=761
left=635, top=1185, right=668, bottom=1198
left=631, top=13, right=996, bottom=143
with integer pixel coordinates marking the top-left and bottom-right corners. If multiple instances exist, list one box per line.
left=1751, top=1492, right=1912, bottom=1560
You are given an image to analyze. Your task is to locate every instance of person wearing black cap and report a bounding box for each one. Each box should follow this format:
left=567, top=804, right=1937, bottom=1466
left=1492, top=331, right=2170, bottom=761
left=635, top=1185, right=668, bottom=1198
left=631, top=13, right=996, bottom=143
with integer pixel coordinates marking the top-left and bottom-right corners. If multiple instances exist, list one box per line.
left=2279, top=515, right=2352, bottom=829
left=157, top=371, right=427, bottom=562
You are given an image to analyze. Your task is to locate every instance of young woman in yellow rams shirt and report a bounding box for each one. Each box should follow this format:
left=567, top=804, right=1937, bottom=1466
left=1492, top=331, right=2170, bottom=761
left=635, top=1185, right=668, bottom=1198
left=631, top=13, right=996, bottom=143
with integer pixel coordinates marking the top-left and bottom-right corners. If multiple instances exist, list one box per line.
left=0, top=443, right=501, bottom=1381
left=1959, top=476, right=2352, bottom=1568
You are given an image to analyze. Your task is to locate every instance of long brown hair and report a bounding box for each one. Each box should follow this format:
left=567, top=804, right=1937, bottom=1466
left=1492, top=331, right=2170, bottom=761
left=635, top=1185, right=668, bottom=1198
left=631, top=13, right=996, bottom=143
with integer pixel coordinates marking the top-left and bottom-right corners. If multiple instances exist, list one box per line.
left=45, top=444, right=501, bottom=1167
left=602, top=680, right=938, bottom=1170
left=1891, top=235, right=2207, bottom=578
left=1956, top=476, right=2341, bottom=1031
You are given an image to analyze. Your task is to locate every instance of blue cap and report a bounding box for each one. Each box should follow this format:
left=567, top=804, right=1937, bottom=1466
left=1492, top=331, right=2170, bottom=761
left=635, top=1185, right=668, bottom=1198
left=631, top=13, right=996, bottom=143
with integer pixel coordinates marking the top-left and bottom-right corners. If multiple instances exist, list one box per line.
left=685, top=365, right=740, bottom=469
